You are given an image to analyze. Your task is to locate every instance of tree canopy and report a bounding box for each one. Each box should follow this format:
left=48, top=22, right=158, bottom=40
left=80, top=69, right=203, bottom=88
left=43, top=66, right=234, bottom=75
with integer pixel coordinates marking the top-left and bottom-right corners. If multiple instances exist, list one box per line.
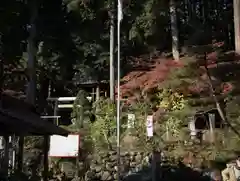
left=0, top=0, right=237, bottom=119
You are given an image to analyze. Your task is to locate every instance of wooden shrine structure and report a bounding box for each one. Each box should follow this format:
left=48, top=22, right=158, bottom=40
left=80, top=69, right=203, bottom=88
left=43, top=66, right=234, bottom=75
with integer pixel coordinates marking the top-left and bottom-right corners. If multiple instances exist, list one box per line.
left=72, top=72, right=109, bottom=101
left=0, top=90, right=69, bottom=180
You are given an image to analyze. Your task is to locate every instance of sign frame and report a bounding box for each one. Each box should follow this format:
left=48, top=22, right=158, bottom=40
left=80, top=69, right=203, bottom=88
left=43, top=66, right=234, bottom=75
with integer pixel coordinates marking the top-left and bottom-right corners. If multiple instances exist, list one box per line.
left=48, top=134, right=80, bottom=158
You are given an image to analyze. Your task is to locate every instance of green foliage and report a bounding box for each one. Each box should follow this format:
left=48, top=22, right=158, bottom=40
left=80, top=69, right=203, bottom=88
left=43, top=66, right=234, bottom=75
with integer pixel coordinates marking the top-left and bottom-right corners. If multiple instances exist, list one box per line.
left=126, top=99, right=153, bottom=151
left=119, top=89, right=189, bottom=151
left=156, top=88, right=191, bottom=138
left=1, top=0, right=234, bottom=97
left=157, top=54, right=240, bottom=160
left=157, top=89, right=187, bottom=111
left=71, top=89, right=92, bottom=130
left=90, top=97, right=118, bottom=151
left=70, top=95, right=123, bottom=152
left=24, top=136, right=43, bottom=150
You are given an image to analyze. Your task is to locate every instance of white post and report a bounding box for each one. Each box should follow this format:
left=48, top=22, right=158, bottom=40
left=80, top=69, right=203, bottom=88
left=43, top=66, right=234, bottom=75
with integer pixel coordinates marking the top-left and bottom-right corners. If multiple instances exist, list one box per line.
left=166, top=125, right=170, bottom=141
left=109, top=5, right=115, bottom=101
left=117, top=0, right=122, bottom=180
left=189, top=118, right=197, bottom=140
left=96, top=86, right=100, bottom=100
left=209, top=113, right=215, bottom=143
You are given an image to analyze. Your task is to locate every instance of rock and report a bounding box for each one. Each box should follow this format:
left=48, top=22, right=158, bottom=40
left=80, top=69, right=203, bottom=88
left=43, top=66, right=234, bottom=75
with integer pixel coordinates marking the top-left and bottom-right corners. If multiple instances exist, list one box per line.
left=109, top=151, right=117, bottom=155
left=120, top=152, right=125, bottom=157
left=130, top=162, right=137, bottom=168
left=124, top=159, right=130, bottom=166
left=96, top=171, right=102, bottom=178
left=134, top=165, right=142, bottom=172
left=120, top=157, right=125, bottom=164
left=122, top=162, right=130, bottom=172
left=125, top=152, right=130, bottom=156
left=85, top=171, right=95, bottom=180
left=113, top=173, right=118, bottom=180
left=102, top=158, right=107, bottom=164
left=130, top=155, right=135, bottom=161
left=86, top=154, right=93, bottom=161
left=71, top=177, right=81, bottom=181
left=95, top=165, right=102, bottom=173
left=101, top=171, right=112, bottom=181
left=104, top=152, right=110, bottom=158
left=106, top=162, right=114, bottom=170
left=78, top=162, right=84, bottom=171
left=143, top=155, right=150, bottom=165
left=135, top=153, right=142, bottom=163
left=109, top=155, right=117, bottom=162
left=130, top=151, right=137, bottom=156
left=90, top=164, right=97, bottom=171
left=99, top=151, right=106, bottom=156
left=83, top=151, right=162, bottom=181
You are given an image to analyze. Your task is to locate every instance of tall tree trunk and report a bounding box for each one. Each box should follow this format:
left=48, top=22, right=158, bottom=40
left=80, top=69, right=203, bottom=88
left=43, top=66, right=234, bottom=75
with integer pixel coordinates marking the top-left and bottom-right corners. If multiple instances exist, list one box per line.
left=26, top=0, right=37, bottom=104
left=170, top=0, right=180, bottom=61
left=0, top=36, right=4, bottom=94
left=18, top=0, right=38, bottom=172
left=233, top=0, right=240, bottom=54
left=184, top=0, right=189, bottom=23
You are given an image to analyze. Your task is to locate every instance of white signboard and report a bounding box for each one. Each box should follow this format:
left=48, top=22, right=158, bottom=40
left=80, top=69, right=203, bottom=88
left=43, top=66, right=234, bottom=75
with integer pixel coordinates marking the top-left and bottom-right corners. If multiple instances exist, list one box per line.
left=146, top=115, right=153, bottom=137
left=189, top=118, right=197, bottom=136
left=127, top=114, right=135, bottom=128
left=49, top=134, right=79, bottom=157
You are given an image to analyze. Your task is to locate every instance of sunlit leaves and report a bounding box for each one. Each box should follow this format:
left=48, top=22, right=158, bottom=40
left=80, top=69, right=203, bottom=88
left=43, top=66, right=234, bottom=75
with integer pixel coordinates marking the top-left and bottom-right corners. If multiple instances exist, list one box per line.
left=90, top=98, right=117, bottom=150
left=156, top=88, right=189, bottom=138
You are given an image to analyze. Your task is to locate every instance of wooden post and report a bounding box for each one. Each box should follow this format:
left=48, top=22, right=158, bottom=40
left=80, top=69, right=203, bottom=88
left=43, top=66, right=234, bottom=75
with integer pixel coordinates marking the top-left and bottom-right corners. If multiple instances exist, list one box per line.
left=96, top=85, right=100, bottom=100
left=43, top=135, right=49, bottom=181
left=8, top=136, right=15, bottom=170
left=54, top=100, right=58, bottom=125
left=17, top=135, right=24, bottom=171
left=166, top=125, right=170, bottom=141
left=92, top=88, right=95, bottom=101
left=151, top=150, right=156, bottom=181
left=75, top=155, right=79, bottom=178
left=3, top=136, right=9, bottom=177
left=43, top=85, right=57, bottom=181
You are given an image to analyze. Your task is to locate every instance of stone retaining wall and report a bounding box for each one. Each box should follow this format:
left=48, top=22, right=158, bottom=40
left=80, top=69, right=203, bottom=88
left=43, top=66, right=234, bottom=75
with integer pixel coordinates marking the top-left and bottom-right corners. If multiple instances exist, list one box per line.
left=83, top=151, right=154, bottom=181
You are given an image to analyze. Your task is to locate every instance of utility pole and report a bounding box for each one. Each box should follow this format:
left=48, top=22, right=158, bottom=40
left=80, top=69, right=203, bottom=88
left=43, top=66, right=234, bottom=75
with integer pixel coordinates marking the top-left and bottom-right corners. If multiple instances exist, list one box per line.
left=109, top=0, right=115, bottom=101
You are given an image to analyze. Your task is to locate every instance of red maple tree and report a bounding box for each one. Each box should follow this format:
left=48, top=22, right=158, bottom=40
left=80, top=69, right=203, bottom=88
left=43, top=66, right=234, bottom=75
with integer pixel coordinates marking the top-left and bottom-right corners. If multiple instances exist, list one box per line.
left=117, top=50, right=238, bottom=103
